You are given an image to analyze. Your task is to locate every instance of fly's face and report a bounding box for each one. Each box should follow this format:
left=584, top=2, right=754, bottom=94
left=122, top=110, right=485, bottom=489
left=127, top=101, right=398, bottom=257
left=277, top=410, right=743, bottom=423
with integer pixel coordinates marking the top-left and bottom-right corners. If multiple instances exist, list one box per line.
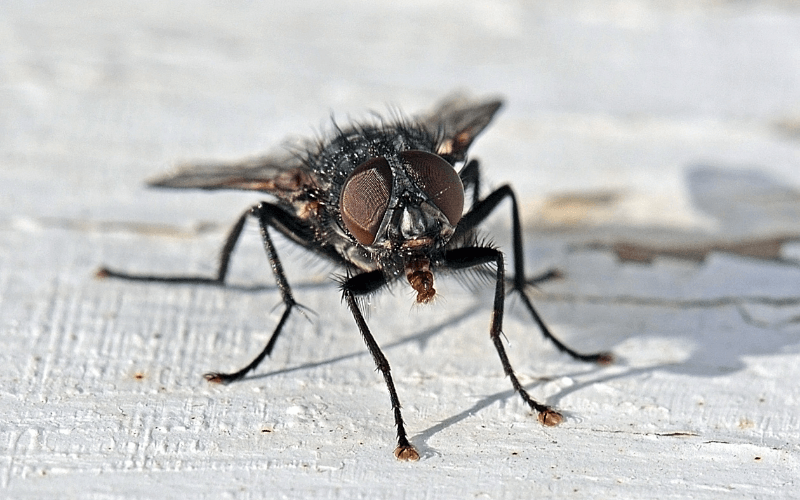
left=338, top=149, right=465, bottom=303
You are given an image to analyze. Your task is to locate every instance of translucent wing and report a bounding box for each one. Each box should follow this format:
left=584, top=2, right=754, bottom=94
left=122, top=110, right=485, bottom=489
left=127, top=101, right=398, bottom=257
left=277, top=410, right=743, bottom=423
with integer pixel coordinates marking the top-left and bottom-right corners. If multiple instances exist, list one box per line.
left=147, top=151, right=317, bottom=194
left=418, top=94, right=503, bottom=162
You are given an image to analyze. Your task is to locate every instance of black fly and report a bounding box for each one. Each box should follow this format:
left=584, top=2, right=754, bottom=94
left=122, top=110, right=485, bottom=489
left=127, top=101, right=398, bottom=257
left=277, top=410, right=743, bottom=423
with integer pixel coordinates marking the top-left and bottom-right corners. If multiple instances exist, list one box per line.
left=98, top=94, right=613, bottom=461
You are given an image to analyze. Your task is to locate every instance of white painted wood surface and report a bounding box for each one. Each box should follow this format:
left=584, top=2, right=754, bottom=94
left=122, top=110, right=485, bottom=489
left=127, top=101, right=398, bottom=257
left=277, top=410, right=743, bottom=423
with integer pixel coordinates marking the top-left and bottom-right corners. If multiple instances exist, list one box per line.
left=2, top=1, right=799, bottom=498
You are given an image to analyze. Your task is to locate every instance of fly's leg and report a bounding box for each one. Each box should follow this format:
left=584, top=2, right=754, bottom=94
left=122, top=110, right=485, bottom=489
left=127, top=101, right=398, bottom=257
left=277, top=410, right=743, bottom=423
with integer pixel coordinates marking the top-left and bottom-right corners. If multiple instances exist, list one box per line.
left=454, top=175, right=613, bottom=365
left=445, top=247, right=562, bottom=425
left=341, top=270, right=419, bottom=461
left=458, top=159, right=481, bottom=211
left=458, top=160, right=561, bottom=286
left=204, top=202, right=309, bottom=384
left=97, top=208, right=250, bottom=284
left=98, top=202, right=318, bottom=384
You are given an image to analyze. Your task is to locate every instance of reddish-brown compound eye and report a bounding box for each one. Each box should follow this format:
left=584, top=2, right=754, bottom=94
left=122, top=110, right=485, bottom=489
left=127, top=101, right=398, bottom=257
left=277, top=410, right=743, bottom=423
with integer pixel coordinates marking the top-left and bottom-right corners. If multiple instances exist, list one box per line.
left=340, top=156, right=393, bottom=245
left=400, top=150, right=464, bottom=226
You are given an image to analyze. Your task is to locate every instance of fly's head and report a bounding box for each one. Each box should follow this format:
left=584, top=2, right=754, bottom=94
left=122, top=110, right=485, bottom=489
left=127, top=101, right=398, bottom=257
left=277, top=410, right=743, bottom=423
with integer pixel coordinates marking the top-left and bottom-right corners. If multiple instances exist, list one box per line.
left=338, top=150, right=465, bottom=304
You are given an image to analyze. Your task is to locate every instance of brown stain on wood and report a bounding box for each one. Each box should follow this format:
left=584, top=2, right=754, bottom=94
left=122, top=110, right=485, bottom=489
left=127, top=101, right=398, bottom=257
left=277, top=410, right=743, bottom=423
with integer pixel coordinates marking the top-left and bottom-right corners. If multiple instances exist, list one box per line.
left=612, top=236, right=791, bottom=264
left=538, top=191, right=622, bottom=226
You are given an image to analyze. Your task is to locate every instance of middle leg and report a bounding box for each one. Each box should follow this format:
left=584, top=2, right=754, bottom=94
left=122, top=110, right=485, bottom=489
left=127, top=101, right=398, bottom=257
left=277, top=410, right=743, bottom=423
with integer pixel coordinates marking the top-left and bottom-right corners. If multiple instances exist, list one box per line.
left=455, top=182, right=612, bottom=364
left=205, top=202, right=310, bottom=384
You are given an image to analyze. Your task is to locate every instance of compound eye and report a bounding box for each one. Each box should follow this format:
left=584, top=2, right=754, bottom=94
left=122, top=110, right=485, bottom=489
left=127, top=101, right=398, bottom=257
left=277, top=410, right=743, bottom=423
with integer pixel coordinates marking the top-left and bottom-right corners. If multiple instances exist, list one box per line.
left=400, top=150, right=464, bottom=226
left=340, top=156, right=393, bottom=245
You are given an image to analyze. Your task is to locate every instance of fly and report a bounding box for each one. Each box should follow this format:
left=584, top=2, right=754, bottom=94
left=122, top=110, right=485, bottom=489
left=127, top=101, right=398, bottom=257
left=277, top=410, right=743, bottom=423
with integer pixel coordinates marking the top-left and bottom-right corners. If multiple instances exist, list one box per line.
left=97, top=94, right=613, bottom=461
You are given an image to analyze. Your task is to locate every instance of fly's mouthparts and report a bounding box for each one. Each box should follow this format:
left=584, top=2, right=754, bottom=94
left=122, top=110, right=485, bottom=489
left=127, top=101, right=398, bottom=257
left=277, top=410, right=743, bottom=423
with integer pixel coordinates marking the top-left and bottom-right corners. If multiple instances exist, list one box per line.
left=405, top=257, right=435, bottom=303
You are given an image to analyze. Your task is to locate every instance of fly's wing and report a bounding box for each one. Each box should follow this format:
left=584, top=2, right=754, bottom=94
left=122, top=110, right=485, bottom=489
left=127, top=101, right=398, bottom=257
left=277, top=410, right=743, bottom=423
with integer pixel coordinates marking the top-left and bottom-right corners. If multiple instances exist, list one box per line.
left=146, top=94, right=499, bottom=193
left=147, top=150, right=317, bottom=196
left=418, top=94, right=503, bottom=163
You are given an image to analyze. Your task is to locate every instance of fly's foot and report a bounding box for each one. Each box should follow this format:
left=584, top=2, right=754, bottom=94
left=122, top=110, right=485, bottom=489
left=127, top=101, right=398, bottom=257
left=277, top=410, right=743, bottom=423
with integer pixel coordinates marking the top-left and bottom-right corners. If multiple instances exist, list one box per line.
left=594, top=352, right=615, bottom=365
left=537, top=408, right=564, bottom=427
left=574, top=350, right=615, bottom=365
left=204, top=372, right=238, bottom=385
left=394, top=444, right=420, bottom=461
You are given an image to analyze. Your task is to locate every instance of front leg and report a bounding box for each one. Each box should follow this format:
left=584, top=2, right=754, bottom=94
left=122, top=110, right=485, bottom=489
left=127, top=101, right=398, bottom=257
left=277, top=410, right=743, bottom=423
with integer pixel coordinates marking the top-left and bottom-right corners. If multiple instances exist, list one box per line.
left=445, top=246, right=563, bottom=425
left=341, top=270, right=419, bottom=461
